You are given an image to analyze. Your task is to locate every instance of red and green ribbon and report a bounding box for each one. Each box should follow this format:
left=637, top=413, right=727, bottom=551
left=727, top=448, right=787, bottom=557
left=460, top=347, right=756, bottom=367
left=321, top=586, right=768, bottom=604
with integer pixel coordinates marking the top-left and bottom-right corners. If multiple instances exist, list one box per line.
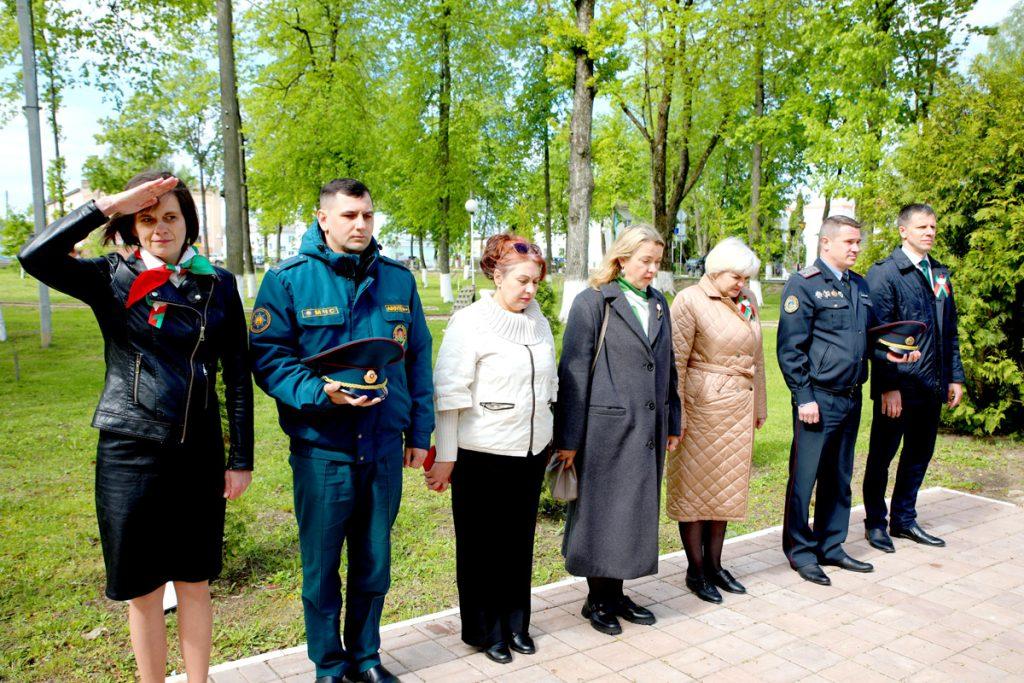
left=738, top=296, right=755, bottom=321
left=933, top=273, right=950, bottom=299
left=126, top=252, right=216, bottom=310
left=126, top=252, right=215, bottom=328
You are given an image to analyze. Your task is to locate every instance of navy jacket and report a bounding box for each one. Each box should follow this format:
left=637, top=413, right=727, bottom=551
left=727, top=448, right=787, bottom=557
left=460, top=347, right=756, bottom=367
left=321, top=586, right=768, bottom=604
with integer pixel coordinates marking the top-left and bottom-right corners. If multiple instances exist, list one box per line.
left=777, top=258, right=887, bottom=405
left=866, top=248, right=966, bottom=402
left=249, top=224, right=434, bottom=461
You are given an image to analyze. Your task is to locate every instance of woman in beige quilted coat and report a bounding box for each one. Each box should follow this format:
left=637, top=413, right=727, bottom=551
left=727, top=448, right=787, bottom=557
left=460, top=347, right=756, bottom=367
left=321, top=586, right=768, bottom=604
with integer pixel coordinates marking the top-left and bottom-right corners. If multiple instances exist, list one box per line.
left=668, top=237, right=767, bottom=604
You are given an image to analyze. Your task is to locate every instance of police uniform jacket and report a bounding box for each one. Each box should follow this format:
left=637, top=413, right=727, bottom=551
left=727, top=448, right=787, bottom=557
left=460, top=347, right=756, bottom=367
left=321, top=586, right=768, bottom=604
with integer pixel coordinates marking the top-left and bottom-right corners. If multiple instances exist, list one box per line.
left=249, top=223, right=434, bottom=461
left=866, top=248, right=966, bottom=402
left=778, top=258, right=887, bottom=405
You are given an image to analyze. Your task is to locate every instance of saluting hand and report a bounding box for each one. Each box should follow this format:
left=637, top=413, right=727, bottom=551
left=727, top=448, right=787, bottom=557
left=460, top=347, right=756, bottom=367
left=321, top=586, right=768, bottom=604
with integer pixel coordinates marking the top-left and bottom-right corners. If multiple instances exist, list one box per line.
left=94, top=176, right=180, bottom=217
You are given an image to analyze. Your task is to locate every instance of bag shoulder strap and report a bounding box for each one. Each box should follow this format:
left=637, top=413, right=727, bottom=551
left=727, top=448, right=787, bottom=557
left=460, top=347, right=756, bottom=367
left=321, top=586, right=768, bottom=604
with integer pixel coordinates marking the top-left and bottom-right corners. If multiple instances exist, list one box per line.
left=590, top=301, right=611, bottom=376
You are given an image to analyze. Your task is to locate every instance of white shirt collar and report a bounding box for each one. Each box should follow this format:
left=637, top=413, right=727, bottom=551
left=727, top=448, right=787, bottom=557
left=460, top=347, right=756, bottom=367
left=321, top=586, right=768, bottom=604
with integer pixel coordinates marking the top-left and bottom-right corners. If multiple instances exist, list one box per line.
left=901, top=245, right=929, bottom=267
left=139, top=246, right=195, bottom=287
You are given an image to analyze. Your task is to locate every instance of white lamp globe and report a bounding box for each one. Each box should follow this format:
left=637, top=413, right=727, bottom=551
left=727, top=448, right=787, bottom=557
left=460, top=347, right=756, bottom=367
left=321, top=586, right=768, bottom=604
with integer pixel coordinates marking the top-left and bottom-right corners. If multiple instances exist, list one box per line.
left=464, top=198, right=478, bottom=214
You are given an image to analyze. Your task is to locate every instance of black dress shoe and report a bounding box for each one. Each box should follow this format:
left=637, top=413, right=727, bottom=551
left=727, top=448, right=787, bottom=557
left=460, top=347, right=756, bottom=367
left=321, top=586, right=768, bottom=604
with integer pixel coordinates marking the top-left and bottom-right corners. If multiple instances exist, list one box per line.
left=796, top=563, right=831, bottom=585
left=509, top=632, right=536, bottom=655
left=891, top=522, right=945, bottom=547
left=685, top=574, right=723, bottom=604
left=483, top=641, right=513, bottom=664
left=581, top=599, right=623, bottom=635
left=317, top=677, right=344, bottom=683
left=866, top=527, right=895, bottom=553
left=343, top=665, right=400, bottom=683
left=709, top=568, right=746, bottom=594
left=613, top=595, right=656, bottom=625
left=821, top=554, right=874, bottom=573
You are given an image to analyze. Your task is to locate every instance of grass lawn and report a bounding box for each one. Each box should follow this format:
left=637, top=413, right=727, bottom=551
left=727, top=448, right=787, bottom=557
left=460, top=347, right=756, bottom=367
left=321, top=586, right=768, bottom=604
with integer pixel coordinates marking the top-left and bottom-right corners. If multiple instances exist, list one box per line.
left=0, top=265, right=1019, bottom=680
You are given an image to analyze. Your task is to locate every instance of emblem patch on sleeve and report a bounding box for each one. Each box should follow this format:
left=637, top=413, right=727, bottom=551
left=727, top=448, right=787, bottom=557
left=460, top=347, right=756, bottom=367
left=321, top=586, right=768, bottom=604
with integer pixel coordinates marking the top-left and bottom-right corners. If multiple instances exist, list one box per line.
left=783, top=295, right=800, bottom=314
left=250, top=307, right=272, bottom=334
left=393, top=323, right=408, bottom=345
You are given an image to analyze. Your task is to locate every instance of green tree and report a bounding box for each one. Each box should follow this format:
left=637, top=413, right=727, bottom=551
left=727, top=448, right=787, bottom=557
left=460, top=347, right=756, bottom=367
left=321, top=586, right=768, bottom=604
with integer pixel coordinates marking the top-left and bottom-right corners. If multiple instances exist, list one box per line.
left=882, top=5, right=1024, bottom=434
left=0, top=209, right=34, bottom=257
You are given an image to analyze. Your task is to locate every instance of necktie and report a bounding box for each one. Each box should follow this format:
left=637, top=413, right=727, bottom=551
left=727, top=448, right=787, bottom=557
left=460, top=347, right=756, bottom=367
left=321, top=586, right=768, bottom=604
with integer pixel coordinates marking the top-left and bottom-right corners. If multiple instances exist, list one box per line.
left=919, top=258, right=934, bottom=288
left=126, top=252, right=216, bottom=309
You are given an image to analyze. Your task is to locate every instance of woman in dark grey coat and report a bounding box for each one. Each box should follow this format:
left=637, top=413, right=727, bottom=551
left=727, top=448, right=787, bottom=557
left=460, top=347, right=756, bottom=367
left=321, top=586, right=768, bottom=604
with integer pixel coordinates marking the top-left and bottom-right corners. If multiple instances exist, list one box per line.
left=554, top=224, right=682, bottom=636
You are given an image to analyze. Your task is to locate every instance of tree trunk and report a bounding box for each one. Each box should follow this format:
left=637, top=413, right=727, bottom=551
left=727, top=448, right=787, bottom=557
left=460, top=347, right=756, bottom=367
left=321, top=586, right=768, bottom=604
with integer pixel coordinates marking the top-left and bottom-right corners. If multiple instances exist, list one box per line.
left=216, top=0, right=245, bottom=281
left=275, top=222, right=283, bottom=263
left=560, top=0, right=596, bottom=319
left=239, top=129, right=256, bottom=297
left=749, top=27, right=764, bottom=249
left=543, top=121, right=553, bottom=264
left=821, top=194, right=831, bottom=224
left=437, top=0, right=453, bottom=302
left=565, top=0, right=595, bottom=284
left=198, top=164, right=210, bottom=256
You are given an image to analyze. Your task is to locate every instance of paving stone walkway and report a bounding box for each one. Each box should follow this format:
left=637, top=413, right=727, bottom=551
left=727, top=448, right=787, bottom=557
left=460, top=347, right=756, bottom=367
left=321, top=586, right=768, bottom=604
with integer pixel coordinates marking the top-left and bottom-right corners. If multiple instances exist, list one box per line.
left=185, top=488, right=1024, bottom=682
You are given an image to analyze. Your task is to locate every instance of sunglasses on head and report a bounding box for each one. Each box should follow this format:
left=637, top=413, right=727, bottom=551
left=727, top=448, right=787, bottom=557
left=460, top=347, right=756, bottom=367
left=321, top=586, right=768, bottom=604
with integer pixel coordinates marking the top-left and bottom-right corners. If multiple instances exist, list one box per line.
left=511, top=242, right=542, bottom=255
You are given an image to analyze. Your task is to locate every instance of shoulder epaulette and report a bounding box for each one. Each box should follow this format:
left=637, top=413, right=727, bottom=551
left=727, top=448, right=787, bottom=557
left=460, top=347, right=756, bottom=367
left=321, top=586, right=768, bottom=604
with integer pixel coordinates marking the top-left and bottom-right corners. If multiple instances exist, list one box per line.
left=272, top=254, right=307, bottom=272
left=798, top=266, right=820, bottom=278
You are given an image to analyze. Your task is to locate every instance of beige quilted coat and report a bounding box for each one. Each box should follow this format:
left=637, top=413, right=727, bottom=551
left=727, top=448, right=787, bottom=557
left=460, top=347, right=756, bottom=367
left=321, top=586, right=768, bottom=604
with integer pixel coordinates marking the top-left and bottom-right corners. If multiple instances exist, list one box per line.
left=666, top=276, right=768, bottom=521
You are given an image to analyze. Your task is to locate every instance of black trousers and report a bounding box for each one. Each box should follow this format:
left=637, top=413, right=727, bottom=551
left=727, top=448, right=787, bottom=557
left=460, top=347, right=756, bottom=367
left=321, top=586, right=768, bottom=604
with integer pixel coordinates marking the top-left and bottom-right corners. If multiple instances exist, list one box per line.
left=783, top=391, right=861, bottom=569
left=451, top=447, right=548, bottom=647
left=863, top=398, right=942, bottom=531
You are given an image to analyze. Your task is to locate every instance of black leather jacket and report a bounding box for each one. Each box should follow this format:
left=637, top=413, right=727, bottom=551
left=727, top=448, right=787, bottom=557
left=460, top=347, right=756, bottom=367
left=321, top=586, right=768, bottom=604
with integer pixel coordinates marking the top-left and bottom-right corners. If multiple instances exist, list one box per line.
left=866, top=247, right=966, bottom=403
left=18, top=201, right=254, bottom=469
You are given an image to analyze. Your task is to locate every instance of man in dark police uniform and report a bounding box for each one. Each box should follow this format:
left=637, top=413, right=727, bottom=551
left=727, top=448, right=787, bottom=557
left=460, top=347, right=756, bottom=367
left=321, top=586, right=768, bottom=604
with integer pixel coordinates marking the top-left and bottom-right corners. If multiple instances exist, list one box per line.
left=777, top=215, right=919, bottom=586
left=862, top=204, right=965, bottom=552
left=250, top=179, right=434, bottom=683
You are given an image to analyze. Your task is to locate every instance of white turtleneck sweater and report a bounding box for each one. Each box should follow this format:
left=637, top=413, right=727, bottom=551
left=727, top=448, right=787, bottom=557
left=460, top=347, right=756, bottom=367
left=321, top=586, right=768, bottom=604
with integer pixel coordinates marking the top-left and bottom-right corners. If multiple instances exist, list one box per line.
left=432, top=290, right=558, bottom=461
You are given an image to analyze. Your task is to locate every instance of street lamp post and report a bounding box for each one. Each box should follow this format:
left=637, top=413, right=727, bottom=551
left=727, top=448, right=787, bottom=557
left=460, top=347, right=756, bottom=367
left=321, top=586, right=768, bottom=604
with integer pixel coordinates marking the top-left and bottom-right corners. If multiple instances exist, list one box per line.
left=464, top=197, right=478, bottom=281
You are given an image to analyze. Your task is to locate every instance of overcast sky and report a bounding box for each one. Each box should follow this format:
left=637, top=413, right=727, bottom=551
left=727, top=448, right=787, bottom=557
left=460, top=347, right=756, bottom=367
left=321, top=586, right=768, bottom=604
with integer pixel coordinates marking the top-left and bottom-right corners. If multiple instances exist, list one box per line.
left=0, top=0, right=1016, bottom=215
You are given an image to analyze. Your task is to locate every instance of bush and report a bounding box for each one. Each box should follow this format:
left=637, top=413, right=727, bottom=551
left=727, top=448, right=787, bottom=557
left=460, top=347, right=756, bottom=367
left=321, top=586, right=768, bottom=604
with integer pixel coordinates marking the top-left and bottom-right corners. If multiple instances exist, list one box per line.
left=536, top=278, right=562, bottom=336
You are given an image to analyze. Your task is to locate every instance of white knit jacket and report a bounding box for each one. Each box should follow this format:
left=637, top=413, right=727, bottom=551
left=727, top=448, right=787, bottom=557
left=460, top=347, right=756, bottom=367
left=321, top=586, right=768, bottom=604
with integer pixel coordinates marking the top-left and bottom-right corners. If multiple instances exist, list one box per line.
left=432, top=291, right=557, bottom=461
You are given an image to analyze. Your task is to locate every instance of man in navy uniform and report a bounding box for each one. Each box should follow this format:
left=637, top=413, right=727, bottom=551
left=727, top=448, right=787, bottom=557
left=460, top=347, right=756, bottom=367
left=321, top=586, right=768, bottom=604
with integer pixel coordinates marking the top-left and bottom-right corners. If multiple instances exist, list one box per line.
left=250, top=178, right=434, bottom=683
left=862, top=204, right=965, bottom=552
left=777, top=215, right=918, bottom=585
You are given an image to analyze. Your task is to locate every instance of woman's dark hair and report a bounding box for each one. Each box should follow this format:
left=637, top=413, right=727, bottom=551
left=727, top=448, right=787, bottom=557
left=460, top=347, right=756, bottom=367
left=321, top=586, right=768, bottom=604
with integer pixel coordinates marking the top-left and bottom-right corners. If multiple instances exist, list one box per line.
left=480, top=233, right=547, bottom=281
left=102, top=171, right=200, bottom=251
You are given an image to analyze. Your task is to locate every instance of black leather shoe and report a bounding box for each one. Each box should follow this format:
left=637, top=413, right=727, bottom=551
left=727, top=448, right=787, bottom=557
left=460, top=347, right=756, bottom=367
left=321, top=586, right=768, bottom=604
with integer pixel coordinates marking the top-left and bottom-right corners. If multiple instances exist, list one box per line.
left=866, top=527, right=895, bottom=553
left=709, top=568, right=746, bottom=594
left=685, top=574, right=723, bottom=604
left=343, top=665, right=400, bottom=683
left=581, top=599, right=623, bottom=635
left=483, top=641, right=513, bottom=664
left=796, top=563, right=831, bottom=585
left=317, top=677, right=345, bottom=683
left=821, top=554, right=874, bottom=573
left=891, top=522, right=945, bottom=547
left=613, top=595, right=656, bottom=625
left=509, top=632, right=536, bottom=655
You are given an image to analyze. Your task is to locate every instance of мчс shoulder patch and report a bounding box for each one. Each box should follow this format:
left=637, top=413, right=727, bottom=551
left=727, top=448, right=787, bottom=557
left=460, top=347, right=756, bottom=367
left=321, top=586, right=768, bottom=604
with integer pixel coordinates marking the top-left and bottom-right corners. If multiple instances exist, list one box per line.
left=250, top=307, right=272, bottom=333
left=784, top=295, right=800, bottom=314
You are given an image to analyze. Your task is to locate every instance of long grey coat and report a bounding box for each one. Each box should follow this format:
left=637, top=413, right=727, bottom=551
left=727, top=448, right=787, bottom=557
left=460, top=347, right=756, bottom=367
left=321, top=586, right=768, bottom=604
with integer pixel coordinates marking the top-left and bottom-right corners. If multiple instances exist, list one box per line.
left=555, top=283, right=682, bottom=579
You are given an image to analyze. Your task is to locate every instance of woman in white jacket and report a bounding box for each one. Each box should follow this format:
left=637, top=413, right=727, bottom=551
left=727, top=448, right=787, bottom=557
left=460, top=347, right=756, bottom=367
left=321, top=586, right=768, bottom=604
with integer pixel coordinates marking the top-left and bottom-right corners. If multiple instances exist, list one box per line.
left=427, top=233, right=557, bottom=664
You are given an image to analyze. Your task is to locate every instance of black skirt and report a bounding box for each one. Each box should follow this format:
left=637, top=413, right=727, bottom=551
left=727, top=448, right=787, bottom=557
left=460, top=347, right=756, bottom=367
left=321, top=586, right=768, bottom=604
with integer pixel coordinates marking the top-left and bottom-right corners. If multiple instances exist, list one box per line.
left=95, top=421, right=226, bottom=601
